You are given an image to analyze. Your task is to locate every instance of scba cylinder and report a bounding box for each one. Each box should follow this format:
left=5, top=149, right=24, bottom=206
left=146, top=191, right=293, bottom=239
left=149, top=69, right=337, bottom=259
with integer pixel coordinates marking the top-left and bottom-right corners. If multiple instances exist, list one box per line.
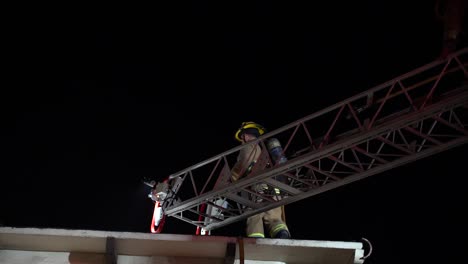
left=267, top=138, right=288, bottom=165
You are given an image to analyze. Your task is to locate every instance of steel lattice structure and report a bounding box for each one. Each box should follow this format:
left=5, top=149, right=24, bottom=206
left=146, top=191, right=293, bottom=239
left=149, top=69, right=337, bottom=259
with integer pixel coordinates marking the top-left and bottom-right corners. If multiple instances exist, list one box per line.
left=152, top=48, right=468, bottom=232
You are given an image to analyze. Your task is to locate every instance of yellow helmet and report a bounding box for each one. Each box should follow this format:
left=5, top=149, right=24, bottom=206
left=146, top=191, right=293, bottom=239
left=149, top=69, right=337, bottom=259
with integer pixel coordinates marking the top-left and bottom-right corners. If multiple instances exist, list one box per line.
left=235, top=122, right=266, bottom=142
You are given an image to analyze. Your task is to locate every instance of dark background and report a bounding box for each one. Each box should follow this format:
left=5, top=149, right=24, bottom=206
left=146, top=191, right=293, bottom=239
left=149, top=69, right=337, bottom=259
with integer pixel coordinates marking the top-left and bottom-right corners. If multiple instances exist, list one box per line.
left=2, top=1, right=468, bottom=263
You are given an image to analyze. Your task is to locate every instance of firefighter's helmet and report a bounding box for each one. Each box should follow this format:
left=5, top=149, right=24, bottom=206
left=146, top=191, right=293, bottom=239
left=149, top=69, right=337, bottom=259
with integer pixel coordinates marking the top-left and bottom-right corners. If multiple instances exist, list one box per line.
left=235, top=122, right=266, bottom=142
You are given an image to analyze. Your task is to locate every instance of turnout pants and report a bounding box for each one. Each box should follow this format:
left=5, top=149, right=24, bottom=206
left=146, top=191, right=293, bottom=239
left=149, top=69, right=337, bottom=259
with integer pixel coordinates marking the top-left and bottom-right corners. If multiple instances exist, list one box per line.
left=246, top=206, right=288, bottom=238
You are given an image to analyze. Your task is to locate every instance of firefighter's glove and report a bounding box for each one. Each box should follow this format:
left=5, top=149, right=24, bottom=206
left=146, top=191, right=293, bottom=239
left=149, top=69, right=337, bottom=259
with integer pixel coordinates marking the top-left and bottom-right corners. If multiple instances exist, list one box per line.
left=253, top=183, right=269, bottom=193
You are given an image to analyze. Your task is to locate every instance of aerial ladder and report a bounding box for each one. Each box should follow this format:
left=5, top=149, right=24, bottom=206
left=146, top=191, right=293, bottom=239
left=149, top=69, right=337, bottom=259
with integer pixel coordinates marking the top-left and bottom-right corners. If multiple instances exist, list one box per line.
left=145, top=47, right=468, bottom=235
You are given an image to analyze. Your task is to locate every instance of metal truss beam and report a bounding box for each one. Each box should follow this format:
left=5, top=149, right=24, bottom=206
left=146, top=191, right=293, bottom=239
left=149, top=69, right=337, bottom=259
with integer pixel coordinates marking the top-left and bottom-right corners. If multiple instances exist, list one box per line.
left=157, top=48, right=468, bottom=231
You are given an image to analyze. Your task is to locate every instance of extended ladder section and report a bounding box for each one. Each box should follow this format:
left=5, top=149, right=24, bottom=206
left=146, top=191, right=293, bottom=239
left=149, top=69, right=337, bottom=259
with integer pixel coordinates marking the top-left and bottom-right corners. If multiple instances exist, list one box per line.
left=157, top=48, right=468, bottom=232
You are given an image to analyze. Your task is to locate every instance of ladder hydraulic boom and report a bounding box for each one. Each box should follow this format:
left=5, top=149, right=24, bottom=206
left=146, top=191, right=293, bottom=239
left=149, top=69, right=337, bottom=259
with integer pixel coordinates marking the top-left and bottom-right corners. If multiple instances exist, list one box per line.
left=147, top=48, right=468, bottom=233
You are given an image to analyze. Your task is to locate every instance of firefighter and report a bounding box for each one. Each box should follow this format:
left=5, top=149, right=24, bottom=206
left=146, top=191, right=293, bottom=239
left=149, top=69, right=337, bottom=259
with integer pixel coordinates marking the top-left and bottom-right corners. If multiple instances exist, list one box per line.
left=231, top=121, right=291, bottom=239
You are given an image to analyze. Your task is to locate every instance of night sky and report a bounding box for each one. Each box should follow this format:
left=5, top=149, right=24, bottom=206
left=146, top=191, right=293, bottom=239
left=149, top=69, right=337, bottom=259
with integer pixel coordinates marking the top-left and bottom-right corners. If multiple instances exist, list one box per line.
left=2, top=1, right=468, bottom=263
